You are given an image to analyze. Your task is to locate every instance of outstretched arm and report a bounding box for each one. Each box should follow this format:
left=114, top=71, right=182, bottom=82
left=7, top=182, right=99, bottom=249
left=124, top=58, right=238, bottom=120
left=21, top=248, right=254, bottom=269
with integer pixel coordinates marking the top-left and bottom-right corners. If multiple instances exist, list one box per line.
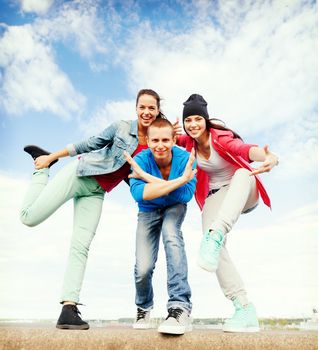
left=34, top=122, right=120, bottom=170
left=249, top=145, right=279, bottom=175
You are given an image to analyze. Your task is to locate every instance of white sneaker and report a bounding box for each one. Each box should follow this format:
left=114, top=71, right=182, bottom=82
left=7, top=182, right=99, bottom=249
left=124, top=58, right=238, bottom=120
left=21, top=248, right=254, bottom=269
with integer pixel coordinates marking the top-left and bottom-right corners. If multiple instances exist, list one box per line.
left=132, top=308, right=151, bottom=329
left=158, top=308, right=192, bottom=335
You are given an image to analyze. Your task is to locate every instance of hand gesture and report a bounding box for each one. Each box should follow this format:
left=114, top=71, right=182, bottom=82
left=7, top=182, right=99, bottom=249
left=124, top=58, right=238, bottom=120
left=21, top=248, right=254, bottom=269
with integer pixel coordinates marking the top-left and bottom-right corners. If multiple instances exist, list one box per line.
left=124, top=151, right=147, bottom=180
left=250, top=145, right=279, bottom=175
left=172, top=117, right=183, bottom=136
left=34, top=155, right=52, bottom=169
left=182, top=148, right=197, bottom=182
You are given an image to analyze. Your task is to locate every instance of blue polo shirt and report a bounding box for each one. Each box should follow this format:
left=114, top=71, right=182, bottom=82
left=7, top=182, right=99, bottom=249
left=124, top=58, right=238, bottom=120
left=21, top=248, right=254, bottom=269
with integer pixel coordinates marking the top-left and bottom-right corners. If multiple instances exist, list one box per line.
left=130, top=146, right=197, bottom=212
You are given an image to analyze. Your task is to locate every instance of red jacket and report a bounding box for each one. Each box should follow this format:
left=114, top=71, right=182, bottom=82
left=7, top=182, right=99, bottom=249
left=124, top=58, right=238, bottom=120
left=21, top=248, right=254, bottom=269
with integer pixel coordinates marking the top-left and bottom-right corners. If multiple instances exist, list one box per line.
left=177, top=128, right=271, bottom=210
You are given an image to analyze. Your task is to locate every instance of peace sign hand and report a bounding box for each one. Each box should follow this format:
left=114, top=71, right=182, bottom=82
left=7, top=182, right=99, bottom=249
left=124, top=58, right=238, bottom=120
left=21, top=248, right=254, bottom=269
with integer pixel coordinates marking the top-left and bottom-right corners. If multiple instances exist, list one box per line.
left=250, top=145, right=279, bottom=175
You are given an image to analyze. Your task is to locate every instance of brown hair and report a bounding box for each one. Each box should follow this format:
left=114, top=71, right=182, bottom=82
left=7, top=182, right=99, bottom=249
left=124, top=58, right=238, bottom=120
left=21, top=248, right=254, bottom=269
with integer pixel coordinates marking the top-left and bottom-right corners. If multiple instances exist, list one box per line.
left=147, top=118, right=174, bottom=136
left=183, top=116, right=242, bottom=140
left=136, top=89, right=166, bottom=119
left=206, top=118, right=242, bottom=140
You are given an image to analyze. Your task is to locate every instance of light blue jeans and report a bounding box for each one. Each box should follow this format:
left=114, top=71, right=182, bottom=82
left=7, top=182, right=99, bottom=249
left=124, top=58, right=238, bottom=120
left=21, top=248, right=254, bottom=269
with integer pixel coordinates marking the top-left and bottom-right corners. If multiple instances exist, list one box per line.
left=20, top=160, right=105, bottom=303
left=134, top=203, right=192, bottom=313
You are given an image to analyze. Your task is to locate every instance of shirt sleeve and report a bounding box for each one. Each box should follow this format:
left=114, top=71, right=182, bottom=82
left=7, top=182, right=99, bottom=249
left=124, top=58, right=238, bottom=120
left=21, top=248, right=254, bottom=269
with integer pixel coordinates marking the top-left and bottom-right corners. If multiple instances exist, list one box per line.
left=67, top=121, right=119, bottom=156
left=176, top=134, right=187, bottom=148
left=218, top=132, right=257, bottom=162
left=169, top=156, right=197, bottom=203
left=129, top=154, right=147, bottom=203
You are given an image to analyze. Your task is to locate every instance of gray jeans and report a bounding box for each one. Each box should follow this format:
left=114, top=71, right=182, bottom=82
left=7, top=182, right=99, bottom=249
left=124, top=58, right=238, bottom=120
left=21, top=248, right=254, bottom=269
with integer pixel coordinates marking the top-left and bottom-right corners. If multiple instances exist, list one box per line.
left=202, top=168, right=259, bottom=304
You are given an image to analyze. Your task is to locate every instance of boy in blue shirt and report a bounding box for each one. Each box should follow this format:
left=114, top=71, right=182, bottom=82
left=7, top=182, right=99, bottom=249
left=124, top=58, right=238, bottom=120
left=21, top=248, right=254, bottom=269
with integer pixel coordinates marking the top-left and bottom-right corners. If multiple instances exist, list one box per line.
left=124, top=118, right=196, bottom=335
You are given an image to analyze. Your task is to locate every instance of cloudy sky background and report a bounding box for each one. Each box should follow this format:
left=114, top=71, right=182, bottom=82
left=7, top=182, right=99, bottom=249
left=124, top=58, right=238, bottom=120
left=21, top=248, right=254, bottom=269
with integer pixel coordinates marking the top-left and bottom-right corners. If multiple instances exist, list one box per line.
left=0, top=0, right=317, bottom=320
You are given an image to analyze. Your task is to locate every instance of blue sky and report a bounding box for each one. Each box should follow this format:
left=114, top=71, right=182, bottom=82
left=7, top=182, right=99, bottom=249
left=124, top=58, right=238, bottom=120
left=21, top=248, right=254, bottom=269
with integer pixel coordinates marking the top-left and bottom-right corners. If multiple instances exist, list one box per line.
left=0, top=0, right=318, bottom=320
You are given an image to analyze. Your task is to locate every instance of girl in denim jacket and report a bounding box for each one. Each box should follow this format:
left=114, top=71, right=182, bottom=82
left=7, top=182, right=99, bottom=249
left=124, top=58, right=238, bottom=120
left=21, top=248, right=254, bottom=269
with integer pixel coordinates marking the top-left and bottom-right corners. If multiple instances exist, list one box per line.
left=20, top=89, right=166, bottom=330
left=178, top=94, right=278, bottom=333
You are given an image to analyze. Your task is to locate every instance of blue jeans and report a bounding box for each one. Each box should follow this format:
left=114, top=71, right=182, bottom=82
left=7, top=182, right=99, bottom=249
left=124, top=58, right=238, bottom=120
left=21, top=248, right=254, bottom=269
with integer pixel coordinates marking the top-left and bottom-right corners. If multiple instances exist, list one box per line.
left=134, top=203, right=192, bottom=313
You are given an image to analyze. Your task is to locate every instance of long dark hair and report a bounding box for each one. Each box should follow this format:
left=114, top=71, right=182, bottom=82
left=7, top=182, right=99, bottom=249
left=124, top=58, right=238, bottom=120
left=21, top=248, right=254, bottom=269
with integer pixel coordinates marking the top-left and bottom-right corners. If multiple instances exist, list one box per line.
left=136, top=89, right=166, bottom=119
left=206, top=118, right=242, bottom=140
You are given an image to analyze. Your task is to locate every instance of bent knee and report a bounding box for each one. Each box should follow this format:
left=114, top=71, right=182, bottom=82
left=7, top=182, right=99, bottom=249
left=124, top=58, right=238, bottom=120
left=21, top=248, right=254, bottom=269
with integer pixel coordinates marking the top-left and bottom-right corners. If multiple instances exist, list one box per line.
left=235, top=168, right=252, bottom=177
left=234, top=168, right=255, bottom=183
left=20, top=211, right=39, bottom=227
left=135, top=264, right=154, bottom=280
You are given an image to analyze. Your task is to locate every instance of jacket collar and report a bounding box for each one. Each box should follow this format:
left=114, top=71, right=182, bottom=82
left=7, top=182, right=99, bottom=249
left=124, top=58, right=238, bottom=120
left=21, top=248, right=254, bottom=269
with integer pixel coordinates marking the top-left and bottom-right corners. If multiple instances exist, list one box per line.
left=130, top=119, right=138, bottom=136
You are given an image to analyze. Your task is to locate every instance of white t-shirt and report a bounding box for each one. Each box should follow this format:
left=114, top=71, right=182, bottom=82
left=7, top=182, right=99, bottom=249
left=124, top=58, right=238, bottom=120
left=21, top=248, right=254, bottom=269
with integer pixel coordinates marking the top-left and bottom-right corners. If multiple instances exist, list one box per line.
left=196, top=135, right=237, bottom=190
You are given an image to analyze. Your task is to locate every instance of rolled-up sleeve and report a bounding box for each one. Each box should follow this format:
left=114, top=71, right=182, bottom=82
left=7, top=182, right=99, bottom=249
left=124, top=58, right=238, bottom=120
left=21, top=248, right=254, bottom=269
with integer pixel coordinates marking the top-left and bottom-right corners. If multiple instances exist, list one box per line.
left=169, top=178, right=196, bottom=203
left=66, top=143, right=77, bottom=157
left=130, top=178, right=146, bottom=202
left=169, top=157, right=197, bottom=203
left=129, top=154, right=148, bottom=203
left=219, top=133, right=257, bottom=162
left=69, top=122, right=118, bottom=156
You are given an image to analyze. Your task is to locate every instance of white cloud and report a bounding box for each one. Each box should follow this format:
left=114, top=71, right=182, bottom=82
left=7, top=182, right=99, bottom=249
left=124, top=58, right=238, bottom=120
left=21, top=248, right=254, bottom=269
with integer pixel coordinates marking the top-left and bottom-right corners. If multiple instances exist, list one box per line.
left=117, top=0, right=318, bottom=136
left=0, top=0, right=111, bottom=118
left=35, top=1, right=110, bottom=61
left=0, top=24, right=85, bottom=119
left=80, top=100, right=136, bottom=136
left=270, top=115, right=318, bottom=178
left=20, top=0, right=53, bottom=15
left=280, top=202, right=318, bottom=224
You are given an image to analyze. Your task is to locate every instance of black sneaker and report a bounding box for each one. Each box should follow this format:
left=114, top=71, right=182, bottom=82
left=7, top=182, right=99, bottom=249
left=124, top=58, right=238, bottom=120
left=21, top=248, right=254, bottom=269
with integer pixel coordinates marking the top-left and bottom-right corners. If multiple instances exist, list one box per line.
left=23, top=145, right=58, bottom=168
left=56, top=304, right=89, bottom=330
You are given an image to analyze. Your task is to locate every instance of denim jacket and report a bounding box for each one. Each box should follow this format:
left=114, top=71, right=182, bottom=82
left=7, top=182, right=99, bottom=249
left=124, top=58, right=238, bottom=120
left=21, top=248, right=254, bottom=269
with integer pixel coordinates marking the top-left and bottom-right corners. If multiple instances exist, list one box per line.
left=66, top=120, right=138, bottom=177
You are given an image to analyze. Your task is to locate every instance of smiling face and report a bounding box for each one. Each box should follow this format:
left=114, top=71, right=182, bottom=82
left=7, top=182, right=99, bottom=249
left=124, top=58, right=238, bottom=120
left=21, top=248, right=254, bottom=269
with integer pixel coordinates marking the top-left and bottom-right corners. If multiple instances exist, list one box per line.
left=136, top=94, right=159, bottom=129
left=183, top=115, right=208, bottom=139
left=147, top=125, right=175, bottom=164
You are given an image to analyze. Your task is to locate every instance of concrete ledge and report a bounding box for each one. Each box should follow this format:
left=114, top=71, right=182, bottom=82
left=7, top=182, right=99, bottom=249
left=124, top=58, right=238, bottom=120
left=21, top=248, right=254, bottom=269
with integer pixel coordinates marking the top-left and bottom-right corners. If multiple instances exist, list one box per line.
left=1, top=325, right=318, bottom=350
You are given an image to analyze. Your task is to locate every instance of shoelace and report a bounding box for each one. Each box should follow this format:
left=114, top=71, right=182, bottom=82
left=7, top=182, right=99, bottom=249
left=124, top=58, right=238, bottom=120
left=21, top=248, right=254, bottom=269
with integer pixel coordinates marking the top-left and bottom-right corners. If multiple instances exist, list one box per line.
left=65, top=304, right=83, bottom=320
left=69, top=305, right=82, bottom=315
left=167, top=308, right=183, bottom=321
left=136, top=308, right=148, bottom=321
left=205, top=230, right=222, bottom=251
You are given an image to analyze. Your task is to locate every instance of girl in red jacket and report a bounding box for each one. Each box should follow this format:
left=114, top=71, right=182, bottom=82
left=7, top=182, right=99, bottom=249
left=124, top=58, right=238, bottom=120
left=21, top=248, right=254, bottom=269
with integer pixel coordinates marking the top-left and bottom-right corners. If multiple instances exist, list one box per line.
left=178, top=94, right=278, bottom=333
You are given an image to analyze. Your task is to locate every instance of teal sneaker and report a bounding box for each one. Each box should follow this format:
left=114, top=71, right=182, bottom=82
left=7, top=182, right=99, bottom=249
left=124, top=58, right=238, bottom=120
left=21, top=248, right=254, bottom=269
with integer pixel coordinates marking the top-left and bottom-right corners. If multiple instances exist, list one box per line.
left=197, top=229, right=225, bottom=272
left=223, top=299, right=260, bottom=333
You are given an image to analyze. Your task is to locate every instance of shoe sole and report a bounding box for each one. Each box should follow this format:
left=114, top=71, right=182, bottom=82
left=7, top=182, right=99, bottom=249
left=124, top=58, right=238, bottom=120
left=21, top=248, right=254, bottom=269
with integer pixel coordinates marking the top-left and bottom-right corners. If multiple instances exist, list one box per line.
left=56, top=324, right=89, bottom=330
left=24, top=145, right=50, bottom=156
left=158, top=325, right=193, bottom=335
left=223, top=326, right=260, bottom=333
left=197, top=256, right=217, bottom=273
left=132, top=324, right=151, bottom=330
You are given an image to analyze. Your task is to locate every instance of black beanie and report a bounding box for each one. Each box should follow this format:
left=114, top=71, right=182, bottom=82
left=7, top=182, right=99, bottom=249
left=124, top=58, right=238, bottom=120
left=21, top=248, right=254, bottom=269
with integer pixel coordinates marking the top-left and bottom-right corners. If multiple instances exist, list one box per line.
left=183, top=94, right=209, bottom=121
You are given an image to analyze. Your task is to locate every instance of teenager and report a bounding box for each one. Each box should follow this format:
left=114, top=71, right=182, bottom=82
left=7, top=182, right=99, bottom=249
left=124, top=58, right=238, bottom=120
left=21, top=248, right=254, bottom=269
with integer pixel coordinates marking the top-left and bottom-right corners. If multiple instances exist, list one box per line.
left=125, top=118, right=196, bottom=335
left=20, top=89, right=165, bottom=330
left=178, top=93, right=278, bottom=332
